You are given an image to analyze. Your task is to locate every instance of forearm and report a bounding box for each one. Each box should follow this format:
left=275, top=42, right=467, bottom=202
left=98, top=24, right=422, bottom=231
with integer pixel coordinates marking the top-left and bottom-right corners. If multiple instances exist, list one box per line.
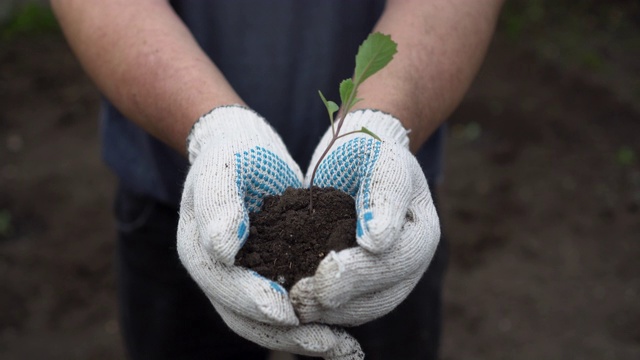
left=355, top=0, right=505, bottom=153
left=51, top=0, right=243, bottom=155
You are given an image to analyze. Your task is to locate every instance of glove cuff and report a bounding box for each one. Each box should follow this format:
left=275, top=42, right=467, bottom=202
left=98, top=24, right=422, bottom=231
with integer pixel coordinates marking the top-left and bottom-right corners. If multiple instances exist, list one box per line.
left=339, top=109, right=410, bottom=149
left=187, top=105, right=273, bottom=164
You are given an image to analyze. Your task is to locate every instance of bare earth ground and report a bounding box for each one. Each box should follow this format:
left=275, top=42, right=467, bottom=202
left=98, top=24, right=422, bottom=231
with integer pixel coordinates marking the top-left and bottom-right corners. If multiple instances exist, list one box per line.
left=1, top=31, right=639, bottom=360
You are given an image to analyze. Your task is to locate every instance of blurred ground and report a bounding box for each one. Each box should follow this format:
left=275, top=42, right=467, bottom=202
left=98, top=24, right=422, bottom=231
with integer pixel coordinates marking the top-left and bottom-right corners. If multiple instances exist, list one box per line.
left=1, top=2, right=639, bottom=360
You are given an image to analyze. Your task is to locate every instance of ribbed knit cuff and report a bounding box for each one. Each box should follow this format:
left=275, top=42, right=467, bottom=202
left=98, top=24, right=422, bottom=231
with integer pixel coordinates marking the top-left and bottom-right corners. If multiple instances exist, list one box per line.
left=340, top=109, right=410, bottom=148
left=186, top=105, right=266, bottom=164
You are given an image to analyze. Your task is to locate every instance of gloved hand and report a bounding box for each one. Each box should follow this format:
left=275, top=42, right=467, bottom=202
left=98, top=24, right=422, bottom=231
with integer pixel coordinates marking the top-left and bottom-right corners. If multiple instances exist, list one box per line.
left=177, top=105, right=363, bottom=359
left=290, top=109, right=441, bottom=326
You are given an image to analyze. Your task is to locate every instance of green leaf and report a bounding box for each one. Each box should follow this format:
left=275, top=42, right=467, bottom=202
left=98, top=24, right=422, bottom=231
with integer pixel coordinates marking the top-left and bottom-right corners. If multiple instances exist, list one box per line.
left=318, top=90, right=339, bottom=121
left=339, top=79, right=355, bottom=107
left=327, top=101, right=339, bottom=115
left=359, top=126, right=381, bottom=141
left=354, top=32, right=397, bottom=85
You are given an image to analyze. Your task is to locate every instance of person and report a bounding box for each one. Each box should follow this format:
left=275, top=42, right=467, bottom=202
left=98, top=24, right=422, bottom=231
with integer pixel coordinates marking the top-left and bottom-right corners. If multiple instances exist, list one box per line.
left=51, top=0, right=504, bottom=359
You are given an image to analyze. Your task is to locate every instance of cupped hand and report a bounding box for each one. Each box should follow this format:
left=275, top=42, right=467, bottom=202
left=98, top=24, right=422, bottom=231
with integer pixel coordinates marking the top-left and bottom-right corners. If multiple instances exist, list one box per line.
left=177, top=106, right=363, bottom=358
left=291, top=109, right=441, bottom=326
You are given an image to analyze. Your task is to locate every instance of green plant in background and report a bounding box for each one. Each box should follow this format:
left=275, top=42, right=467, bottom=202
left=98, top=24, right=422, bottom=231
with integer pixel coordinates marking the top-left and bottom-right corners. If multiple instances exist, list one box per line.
left=497, top=0, right=640, bottom=106
left=500, top=0, right=545, bottom=41
left=617, top=146, right=636, bottom=167
left=500, top=0, right=640, bottom=39
left=0, top=209, right=13, bottom=240
left=1, top=2, right=59, bottom=40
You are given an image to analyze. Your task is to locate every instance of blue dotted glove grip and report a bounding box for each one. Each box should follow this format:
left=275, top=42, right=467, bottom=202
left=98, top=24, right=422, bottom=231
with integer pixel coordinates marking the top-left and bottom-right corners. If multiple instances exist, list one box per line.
left=234, top=146, right=302, bottom=241
left=313, top=137, right=381, bottom=238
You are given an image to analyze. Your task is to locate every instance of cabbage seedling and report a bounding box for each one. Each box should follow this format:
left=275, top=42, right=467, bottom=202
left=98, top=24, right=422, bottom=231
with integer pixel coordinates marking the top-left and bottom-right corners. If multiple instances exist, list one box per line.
left=309, top=32, right=398, bottom=210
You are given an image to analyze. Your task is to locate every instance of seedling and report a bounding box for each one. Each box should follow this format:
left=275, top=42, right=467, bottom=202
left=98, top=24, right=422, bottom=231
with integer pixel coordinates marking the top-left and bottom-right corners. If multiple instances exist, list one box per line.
left=309, top=32, right=398, bottom=211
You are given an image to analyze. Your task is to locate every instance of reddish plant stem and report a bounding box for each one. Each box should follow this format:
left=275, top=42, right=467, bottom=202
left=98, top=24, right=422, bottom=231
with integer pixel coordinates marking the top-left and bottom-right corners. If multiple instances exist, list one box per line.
left=308, top=74, right=361, bottom=213
left=308, top=132, right=337, bottom=212
left=308, top=110, right=348, bottom=212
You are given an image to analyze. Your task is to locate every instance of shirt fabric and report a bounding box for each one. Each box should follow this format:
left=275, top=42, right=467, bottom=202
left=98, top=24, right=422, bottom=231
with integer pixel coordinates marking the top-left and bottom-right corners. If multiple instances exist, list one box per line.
left=101, top=0, right=444, bottom=206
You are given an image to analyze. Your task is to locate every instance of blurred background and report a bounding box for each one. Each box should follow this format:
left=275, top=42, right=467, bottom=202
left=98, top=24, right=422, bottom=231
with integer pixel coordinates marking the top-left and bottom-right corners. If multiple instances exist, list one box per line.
left=0, top=1, right=638, bottom=359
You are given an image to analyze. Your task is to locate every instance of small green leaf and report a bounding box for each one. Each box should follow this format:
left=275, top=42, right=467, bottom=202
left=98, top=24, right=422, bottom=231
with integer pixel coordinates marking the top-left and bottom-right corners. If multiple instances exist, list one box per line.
left=339, top=79, right=355, bottom=108
left=318, top=90, right=339, bottom=121
left=359, top=126, right=381, bottom=141
left=354, top=32, right=397, bottom=85
left=327, top=101, right=339, bottom=114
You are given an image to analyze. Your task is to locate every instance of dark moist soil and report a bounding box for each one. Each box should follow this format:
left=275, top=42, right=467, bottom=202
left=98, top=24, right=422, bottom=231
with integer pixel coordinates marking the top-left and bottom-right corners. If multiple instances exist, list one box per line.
left=235, top=187, right=357, bottom=290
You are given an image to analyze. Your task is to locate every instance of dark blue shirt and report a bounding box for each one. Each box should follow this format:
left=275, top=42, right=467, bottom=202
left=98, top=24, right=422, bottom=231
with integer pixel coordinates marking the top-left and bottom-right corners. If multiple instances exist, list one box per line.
left=101, top=0, right=443, bottom=206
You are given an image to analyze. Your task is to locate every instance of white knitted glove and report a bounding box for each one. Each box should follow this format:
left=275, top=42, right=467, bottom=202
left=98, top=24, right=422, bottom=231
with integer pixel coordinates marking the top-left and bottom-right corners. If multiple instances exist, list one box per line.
left=290, top=109, right=441, bottom=326
left=178, top=106, right=363, bottom=359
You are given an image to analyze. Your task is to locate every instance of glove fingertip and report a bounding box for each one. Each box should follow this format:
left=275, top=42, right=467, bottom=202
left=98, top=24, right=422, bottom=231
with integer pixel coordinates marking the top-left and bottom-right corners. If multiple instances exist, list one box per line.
left=204, top=216, right=248, bottom=265
left=243, top=270, right=299, bottom=326
left=313, top=252, right=354, bottom=309
left=355, top=213, right=398, bottom=254
left=291, top=326, right=337, bottom=353
left=256, top=301, right=299, bottom=327
left=325, top=328, right=365, bottom=360
left=290, top=277, right=323, bottom=324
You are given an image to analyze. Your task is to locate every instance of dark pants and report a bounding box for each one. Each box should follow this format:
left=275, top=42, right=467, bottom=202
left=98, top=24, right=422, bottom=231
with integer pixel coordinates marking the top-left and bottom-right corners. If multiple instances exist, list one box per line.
left=115, top=185, right=448, bottom=360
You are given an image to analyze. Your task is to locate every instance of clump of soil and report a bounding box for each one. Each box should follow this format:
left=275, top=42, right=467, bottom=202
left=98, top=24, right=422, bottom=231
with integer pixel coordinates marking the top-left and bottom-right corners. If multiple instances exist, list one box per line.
left=235, top=187, right=357, bottom=290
